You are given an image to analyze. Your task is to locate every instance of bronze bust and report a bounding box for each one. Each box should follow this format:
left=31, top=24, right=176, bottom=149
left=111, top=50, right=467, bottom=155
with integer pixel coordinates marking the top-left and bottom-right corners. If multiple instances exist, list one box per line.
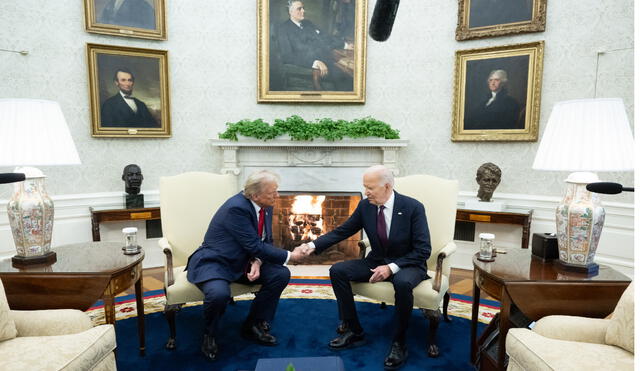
left=476, top=163, right=501, bottom=202
left=122, top=164, right=143, bottom=195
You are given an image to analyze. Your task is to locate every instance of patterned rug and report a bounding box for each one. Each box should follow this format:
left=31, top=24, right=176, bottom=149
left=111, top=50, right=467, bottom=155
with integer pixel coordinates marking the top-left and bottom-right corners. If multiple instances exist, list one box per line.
left=86, top=276, right=499, bottom=325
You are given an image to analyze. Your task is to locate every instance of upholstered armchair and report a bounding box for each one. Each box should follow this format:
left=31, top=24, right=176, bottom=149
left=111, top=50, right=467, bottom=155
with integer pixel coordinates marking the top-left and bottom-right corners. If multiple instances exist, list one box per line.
left=351, top=174, right=459, bottom=357
left=506, top=282, right=634, bottom=371
left=159, top=172, right=261, bottom=350
left=0, top=278, right=116, bottom=370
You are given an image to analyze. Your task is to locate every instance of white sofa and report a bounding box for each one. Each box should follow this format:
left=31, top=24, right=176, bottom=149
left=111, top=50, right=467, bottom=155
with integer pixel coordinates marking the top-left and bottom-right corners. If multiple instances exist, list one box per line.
left=506, top=282, right=634, bottom=371
left=0, top=278, right=117, bottom=370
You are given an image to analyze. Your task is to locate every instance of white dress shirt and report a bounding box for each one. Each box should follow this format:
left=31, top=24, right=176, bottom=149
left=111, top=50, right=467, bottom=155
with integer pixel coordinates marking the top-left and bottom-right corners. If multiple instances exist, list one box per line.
left=120, top=91, right=138, bottom=113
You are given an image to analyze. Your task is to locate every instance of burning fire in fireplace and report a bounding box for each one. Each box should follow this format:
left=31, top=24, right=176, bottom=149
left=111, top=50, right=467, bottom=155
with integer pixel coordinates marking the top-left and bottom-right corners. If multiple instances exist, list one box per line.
left=289, top=195, right=325, bottom=242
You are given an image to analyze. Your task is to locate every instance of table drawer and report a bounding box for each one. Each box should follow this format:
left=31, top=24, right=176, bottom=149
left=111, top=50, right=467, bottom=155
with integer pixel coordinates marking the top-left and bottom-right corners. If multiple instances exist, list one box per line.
left=476, top=273, right=502, bottom=299
left=105, top=263, right=142, bottom=296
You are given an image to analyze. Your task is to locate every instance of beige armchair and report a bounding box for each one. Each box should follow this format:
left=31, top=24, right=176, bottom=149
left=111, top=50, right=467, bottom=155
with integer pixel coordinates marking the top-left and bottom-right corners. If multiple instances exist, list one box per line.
left=159, top=172, right=261, bottom=350
left=506, top=282, right=634, bottom=371
left=352, top=174, right=459, bottom=357
left=0, top=278, right=116, bottom=370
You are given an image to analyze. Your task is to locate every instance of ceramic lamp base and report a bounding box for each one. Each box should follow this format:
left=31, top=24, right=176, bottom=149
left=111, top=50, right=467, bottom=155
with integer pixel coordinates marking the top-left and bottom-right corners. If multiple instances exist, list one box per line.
left=12, top=251, right=57, bottom=266
left=554, top=260, right=599, bottom=276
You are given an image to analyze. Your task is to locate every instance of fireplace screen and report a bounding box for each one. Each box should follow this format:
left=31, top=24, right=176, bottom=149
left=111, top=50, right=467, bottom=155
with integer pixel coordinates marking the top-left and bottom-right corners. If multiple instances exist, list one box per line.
left=273, top=192, right=362, bottom=265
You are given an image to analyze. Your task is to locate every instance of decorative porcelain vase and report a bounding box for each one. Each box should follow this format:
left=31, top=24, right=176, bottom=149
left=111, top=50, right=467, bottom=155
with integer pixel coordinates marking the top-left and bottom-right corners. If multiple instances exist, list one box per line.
left=555, top=178, right=604, bottom=272
left=7, top=175, right=54, bottom=258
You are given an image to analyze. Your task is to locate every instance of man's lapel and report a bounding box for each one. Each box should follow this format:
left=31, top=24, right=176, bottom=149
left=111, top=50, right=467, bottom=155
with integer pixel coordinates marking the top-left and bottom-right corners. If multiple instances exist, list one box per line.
left=389, top=192, right=404, bottom=239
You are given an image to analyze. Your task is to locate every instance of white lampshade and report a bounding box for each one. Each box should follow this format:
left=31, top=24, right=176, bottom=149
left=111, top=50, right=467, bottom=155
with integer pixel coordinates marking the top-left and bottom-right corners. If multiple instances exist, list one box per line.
left=532, top=98, right=634, bottom=172
left=0, top=98, right=81, bottom=167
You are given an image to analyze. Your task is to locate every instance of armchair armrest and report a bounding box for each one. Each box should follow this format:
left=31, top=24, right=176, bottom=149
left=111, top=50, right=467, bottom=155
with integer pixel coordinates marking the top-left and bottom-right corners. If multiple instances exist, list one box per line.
left=533, top=315, right=610, bottom=344
left=357, top=239, right=370, bottom=259
left=433, top=241, right=456, bottom=293
left=10, top=309, right=93, bottom=336
left=159, top=237, right=175, bottom=286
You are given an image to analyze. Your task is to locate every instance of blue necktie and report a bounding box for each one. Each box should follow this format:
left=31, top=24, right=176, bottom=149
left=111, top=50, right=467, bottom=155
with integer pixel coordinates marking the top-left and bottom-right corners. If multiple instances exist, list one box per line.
left=377, top=205, right=388, bottom=248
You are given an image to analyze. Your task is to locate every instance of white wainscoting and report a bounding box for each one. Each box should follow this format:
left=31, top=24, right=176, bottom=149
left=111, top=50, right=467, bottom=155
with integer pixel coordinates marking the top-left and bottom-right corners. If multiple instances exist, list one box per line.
left=0, top=191, right=634, bottom=277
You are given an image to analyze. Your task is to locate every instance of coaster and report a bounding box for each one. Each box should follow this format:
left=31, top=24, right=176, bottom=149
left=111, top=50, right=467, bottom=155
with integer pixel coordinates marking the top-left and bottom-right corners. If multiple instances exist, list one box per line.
left=122, top=246, right=142, bottom=255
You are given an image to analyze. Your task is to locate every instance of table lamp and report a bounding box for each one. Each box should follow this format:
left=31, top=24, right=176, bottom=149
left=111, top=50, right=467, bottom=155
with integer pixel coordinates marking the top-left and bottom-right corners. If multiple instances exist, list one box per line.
left=0, top=99, right=81, bottom=265
left=532, top=98, right=634, bottom=274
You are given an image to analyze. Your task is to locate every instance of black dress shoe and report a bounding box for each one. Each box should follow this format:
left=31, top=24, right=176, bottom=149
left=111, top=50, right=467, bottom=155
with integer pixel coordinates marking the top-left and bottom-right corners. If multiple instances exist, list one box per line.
left=241, top=321, right=277, bottom=346
left=384, top=341, right=408, bottom=370
left=201, top=334, right=218, bottom=361
left=328, top=329, right=365, bottom=350
left=336, top=321, right=348, bottom=334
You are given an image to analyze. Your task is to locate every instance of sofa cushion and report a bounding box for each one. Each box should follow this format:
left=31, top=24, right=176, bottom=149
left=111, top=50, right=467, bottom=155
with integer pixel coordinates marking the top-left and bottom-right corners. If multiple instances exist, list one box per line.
left=0, top=279, right=17, bottom=342
left=605, top=282, right=634, bottom=353
left=0, top=324, right=116, bottom=370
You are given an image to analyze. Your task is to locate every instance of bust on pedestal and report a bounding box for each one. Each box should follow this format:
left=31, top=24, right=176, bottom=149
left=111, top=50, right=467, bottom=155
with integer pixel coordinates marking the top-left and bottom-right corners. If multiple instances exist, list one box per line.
left=122, top=164, right=144, bottom=208
left=465, top=162, right=505, bottom=211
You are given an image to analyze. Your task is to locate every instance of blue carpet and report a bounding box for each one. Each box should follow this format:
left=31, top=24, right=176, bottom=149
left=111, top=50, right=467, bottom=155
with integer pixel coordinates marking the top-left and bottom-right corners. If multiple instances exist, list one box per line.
left=115, top=299, right=485, bottom=370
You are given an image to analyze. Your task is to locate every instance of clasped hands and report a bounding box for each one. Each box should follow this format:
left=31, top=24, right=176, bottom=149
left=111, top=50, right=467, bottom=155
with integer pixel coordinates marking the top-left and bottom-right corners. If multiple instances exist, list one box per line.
left=290, top=243, right=314, bottom=263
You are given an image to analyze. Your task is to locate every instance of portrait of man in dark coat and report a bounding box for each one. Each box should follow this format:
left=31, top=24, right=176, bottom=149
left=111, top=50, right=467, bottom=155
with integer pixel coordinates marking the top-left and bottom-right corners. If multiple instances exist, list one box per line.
left=464, top=69, right=522, bottom=130
left=96, top=0, right=156, bottom=30
left=100, top=67, right=158, bottom=128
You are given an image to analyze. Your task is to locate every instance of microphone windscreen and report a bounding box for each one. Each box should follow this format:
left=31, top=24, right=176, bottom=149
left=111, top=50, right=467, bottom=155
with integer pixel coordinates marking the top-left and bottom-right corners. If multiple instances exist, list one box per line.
left=586, top=182, right=623, bottom=195
left=369, top=0, right=400, bottom=42
left=0, top=173, right=26, bottom=184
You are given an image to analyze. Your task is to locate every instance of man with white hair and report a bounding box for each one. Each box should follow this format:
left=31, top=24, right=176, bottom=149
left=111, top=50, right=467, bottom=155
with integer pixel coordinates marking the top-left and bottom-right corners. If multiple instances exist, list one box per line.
left=465, top=69, right=522, bottom=130
left=302, top=165, right=431, bottom=370
left=186, top=170, right=307, bottom=361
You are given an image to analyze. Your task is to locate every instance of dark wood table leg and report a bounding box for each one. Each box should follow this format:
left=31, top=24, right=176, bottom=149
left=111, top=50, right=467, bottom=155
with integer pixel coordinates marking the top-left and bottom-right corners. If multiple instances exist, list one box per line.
left=135, top=271, right=145, bottom=356
left=497, top=287, right=512, bottom=371
left=103, top=295, right=116, bottom=324
left=91, top=212, right=101, bottom=242
left=521, top=212, right=532, bottom=249
left=470, top=269, right=480, bottom=363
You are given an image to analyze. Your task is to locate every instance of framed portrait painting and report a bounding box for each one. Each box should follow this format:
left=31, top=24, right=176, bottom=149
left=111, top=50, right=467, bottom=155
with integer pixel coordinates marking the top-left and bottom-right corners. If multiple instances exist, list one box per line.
left=257, top=0, right=368, bottom=103
left=451, top=41, right=544, bottom=142
left=87, top=43, right=171, bottom=138
left=455, top=0, right=547, bottom=41
left=84, top=0, right=166, bottom=40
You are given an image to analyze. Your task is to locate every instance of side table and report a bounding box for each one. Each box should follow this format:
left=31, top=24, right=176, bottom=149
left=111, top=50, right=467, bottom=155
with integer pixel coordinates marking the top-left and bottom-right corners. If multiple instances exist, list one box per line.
left=470, top=248, right=630, bottom=371
left=0, top=242, right=147, bottom=355
left=90, top=205, right=160, bottom=241
left=457, top=208, right=533, bottom=249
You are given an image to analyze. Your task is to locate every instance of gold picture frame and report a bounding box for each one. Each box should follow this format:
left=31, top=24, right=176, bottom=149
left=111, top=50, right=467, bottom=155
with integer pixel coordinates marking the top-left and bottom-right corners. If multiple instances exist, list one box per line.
left=87, top=43, right=171, bottom=138
left=257, top=0, right=367, bottom=103
left=84, top=0, right=167, bottom=40
left=455, top=0, right=547, bottom=41
left=451, top=41, right=544, bottom=142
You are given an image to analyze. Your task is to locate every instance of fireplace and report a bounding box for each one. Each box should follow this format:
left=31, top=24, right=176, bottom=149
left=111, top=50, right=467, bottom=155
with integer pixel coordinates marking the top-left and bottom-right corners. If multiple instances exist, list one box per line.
left=273, top=192, right=362, bottom=264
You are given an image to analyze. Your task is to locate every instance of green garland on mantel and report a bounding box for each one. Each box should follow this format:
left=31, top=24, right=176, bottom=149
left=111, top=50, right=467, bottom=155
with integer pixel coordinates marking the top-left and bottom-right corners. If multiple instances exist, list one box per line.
left=218, top=116, right=400, bottom=141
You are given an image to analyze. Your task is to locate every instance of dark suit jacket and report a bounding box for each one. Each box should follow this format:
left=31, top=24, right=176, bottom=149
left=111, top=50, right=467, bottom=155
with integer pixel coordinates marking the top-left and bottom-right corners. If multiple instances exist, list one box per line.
left=98, top=0, right=156, bottom=30
left=100, top=93, right=158, bottom=128
left=464, top=89, right=521, bottom=130
left=186, top=192, right=289, bottom=284
left=277, top=19, right=344, bottom=69
left=313, top=191, right=431, bottom=274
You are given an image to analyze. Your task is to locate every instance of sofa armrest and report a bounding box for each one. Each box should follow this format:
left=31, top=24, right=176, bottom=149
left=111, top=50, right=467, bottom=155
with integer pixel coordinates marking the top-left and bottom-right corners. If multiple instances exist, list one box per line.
left=10, top=309, right=93, bottom=336
left=159, top=237, right=175, bottom=286
left=533, top=315, right=609, bottom=345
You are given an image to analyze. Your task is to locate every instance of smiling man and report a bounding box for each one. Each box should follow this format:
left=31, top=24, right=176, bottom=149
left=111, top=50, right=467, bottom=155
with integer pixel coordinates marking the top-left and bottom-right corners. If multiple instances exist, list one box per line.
left=301, top=165, right=431, bottom=370
left=100, top=67, right=158, bottom=128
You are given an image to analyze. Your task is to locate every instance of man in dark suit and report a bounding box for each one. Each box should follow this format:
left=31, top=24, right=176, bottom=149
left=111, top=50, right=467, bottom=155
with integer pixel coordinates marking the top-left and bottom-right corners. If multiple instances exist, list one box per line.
left=276, top=0, right=354, bottom=91
left=98, top=0, right=156, bottom=30
left=100, top=68, right=158, bottom=128
left=302, top=165, right=431, bottom=370
left=464, top=69, right=522, bottom=130
left=186, top=170, right=307, bottom=361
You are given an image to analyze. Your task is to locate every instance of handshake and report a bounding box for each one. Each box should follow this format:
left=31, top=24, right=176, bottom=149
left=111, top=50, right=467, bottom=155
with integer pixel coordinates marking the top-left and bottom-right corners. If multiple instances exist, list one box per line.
left=290, top=243, right=314, bottom=263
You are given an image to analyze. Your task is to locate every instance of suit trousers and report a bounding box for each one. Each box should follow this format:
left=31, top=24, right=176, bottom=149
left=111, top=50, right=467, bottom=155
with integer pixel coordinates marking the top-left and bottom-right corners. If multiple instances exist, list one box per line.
left=197, top=263, right=290, bottom=337
left=329, top=258, right=425, bottom=342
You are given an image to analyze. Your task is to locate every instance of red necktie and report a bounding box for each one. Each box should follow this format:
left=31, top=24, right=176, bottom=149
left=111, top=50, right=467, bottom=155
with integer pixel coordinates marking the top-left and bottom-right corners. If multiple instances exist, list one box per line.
left=257, top=208, right=265, bottom=238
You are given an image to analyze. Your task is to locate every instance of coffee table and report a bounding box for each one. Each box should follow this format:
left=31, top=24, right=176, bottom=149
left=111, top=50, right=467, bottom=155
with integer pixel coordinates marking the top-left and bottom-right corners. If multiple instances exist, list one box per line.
left=0, top=241, right=146, bottom=355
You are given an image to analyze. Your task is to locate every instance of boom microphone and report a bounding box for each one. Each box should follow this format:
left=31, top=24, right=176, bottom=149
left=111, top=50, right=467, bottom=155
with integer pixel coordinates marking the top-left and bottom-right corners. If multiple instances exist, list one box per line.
left=586, top=182, right=634, bottom=195
left=0, top=173, right=26, bottom=184
left=369, top=0, right=400, bottom=41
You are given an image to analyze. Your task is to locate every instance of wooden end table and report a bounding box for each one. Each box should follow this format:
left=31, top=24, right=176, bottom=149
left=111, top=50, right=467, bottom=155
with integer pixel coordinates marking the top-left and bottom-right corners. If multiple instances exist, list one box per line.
left=90, top=205, right=160, bottom=242
left=470, top=248, right=631, bottom=370
left=456, top=208, right=533, bottom=249
left=0, top=242, right=146, bottom=355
